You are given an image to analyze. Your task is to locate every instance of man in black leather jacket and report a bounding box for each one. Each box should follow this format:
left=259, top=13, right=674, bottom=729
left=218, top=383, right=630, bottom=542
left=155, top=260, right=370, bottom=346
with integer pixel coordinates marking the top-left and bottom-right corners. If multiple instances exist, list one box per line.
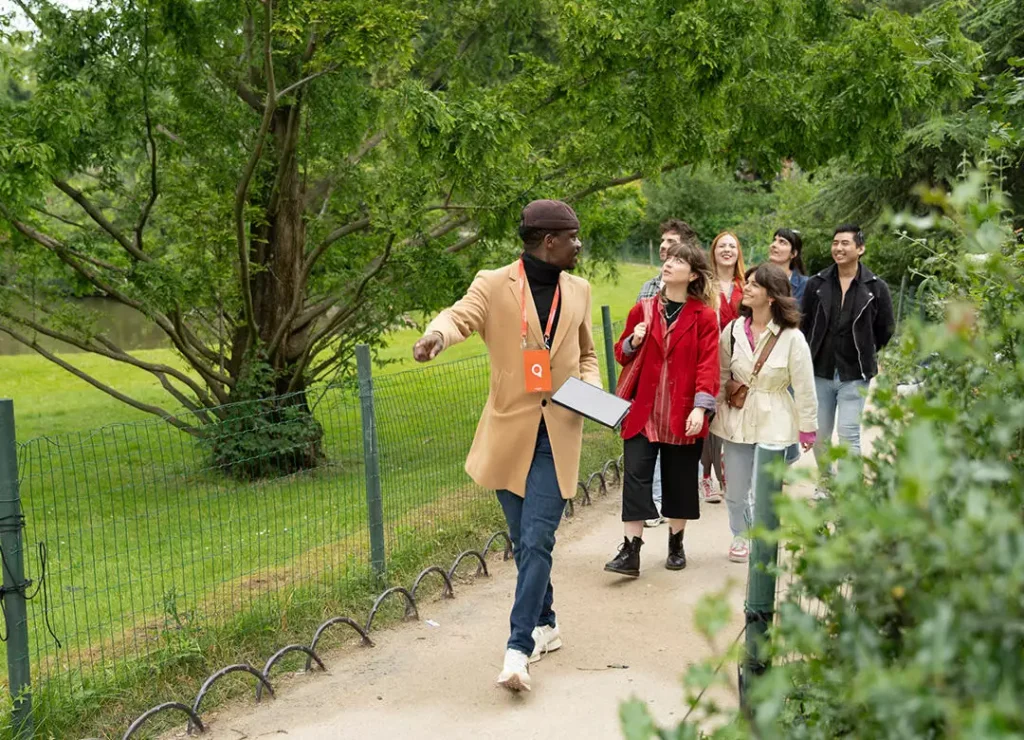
left=800, top=224, right=895, bottom=497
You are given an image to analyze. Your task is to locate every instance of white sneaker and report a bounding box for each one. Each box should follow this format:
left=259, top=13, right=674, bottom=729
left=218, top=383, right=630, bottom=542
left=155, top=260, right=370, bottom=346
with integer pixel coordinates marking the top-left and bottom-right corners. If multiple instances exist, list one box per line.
left=728, top=536, right=749, bottom=563
left=496, top=648, right=531, bottom=692
left=812, top=487, right=830, bottom=501
left=529, top=624, right=563, bottom=663
left=644, top=512, right=665, bottom=527
left=700, top=477, right=723, bottom=504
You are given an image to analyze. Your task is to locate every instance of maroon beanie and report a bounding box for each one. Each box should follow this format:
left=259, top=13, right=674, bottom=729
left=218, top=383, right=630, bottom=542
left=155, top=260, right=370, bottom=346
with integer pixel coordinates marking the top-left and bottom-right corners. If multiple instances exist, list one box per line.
left=520, top=199, right=580, bottom=230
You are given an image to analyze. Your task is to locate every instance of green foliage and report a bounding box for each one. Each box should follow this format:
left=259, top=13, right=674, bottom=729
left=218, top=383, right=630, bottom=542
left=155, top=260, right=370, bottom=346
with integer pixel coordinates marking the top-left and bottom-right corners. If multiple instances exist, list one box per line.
left=202, top=358, right=326, bottom=479
left=0, top=0, right=981, bottom=436
left=631, top=164, right=929, bottom=286
left=621, top=173, right=1024, bottom=738
left=636, top=167, right=775, bottom=257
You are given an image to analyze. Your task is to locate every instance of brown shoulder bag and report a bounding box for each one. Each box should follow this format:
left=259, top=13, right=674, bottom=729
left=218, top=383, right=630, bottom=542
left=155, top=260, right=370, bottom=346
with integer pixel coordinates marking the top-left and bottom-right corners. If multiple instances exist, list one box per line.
left=725, top=322, right=781, bottom=409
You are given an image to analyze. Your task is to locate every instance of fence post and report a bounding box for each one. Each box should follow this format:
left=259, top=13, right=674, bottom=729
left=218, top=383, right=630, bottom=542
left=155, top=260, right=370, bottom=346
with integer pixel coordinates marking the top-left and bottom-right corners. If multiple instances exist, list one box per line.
left=600, top=305, right=616, bottom=391
left=355, top=346, right=386, bottom=578
left=0, top=400, right=32, bottom=738
left=896, top=273, right=908, bottom=327
left=739, top=443, right=785, bottom=711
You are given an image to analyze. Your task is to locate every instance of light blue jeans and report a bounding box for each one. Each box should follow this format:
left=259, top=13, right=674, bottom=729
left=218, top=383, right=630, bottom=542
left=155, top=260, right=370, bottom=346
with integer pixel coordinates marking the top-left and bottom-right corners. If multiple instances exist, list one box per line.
left=722, top=442, right=756, bottom=536
left=813, top=372, right=868, bottom=478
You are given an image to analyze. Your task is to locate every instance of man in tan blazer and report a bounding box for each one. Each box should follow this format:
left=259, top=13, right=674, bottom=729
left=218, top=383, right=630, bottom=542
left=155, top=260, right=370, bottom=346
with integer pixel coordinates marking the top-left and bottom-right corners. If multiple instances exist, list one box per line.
left=413, top=199, right=601, bottom=692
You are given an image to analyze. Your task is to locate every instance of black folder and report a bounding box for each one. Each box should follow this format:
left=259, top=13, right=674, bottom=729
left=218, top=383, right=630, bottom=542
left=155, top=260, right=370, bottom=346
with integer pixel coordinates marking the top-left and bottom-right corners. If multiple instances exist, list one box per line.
left=551, top=377, right=632, bottom=429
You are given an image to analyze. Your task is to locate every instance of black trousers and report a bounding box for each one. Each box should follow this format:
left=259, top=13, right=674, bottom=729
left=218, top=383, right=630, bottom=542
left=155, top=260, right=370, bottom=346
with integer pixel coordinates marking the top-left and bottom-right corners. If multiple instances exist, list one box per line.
left=622, top=434, right=703, bottom=522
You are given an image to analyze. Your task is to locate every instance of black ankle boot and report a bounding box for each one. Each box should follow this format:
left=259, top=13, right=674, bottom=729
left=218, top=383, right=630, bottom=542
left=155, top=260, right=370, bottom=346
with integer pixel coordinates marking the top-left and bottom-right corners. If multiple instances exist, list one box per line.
left=666, top=529, right=686, bottom=570
left=604, top=536, right=643, bottom=577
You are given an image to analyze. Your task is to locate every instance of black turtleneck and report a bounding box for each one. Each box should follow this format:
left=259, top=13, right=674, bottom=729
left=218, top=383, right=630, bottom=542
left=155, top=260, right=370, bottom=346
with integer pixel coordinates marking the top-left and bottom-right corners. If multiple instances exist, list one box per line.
left=521, top=251, right=563, bottom=347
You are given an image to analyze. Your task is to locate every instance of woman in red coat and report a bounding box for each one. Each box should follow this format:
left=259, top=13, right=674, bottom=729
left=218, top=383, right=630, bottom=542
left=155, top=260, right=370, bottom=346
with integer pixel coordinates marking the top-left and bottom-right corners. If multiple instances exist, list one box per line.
left=699, top=231, right=746, bottom=504
left=605, top=242, right=720, bottom=577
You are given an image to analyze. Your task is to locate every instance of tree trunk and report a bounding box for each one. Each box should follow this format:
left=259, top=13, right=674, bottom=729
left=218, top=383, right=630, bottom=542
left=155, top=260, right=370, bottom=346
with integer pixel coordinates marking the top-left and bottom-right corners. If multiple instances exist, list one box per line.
left=210, top=102, right=325, bottom=479
left=253, top=105, right=310, bottom=386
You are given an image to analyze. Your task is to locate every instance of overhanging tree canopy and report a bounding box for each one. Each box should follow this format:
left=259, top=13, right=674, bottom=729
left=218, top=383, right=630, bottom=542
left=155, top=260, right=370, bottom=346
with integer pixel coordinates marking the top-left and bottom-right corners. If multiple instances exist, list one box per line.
left=0, top=0, right=978, bottom=434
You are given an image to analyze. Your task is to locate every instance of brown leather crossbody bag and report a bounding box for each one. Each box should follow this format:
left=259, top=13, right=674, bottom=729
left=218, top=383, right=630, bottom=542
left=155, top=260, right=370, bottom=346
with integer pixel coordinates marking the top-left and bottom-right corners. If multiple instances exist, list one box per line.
left=725, top=322, right=781, bottom=409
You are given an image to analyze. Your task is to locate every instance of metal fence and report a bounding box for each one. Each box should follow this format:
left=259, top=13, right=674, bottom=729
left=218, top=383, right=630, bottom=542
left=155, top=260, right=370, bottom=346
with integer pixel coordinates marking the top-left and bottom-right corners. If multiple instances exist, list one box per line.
left=1, top=315, right=625, bottom=735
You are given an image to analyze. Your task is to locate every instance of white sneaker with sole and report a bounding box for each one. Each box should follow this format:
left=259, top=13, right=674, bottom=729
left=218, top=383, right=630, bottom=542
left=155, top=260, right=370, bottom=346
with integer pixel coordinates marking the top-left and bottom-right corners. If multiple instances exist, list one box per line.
left=496, top=648, right=531, bottom=692
left=728, top=536, right=749, bottom=563
left=700, top=477, right=723, bottom=504
left=644, top=512, right=665, bottom=527
left=529, top=624, right=563, bottom=663
left=812, top=487, right=830, bottom=501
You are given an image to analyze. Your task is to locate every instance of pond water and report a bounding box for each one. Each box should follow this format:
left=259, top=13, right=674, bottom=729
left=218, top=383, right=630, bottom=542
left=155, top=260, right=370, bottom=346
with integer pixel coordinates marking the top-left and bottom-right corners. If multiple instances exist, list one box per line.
left=0, top=298, right=169, bottom=356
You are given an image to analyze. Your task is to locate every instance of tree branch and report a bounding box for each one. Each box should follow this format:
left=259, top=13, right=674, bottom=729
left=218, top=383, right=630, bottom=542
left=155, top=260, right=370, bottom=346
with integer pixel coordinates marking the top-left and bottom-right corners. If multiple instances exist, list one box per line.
left=398, top=215, right=471, bottom=248
left=277, top=63, right=338, bottom=100
left=30, top=205, right=86, bottom=229
left=234, top=0, right=277, bottom=345
left=234, top=80, right=265, bottom=113
left=440, top=167, right=678, bottom=256
left=1, top=200, right=236, bottom=399
left=293, top=295, right=335, bottom=330
left=135, top=7, right=159, bottom=253
left=267, top=212, right=370, bottom=359
left=11, top=0, right=41, bottom=29
left=156, top=124, right=185, bottom=145
left=302, top=27, right=317, bottom=64
left=64, top=247, right=126, bottom=273
left=2, top=305, right=219, bottom=412
left=0, top=323, right=199, bottom=434
left=426, top=28, right=480, bottom=91
left=303, top=130, right=387, bottom=212
left=92, top=334, right=219, bottom=410
left=445, top=231, right=483, bottom=254
left=0, top=204, right=143, bottom=308
left=302, top=215, right=371, bottom=274
left=308, top=331, right=362, bottom=382
left=564, top=165, right=679, bottom=203
left=305, top=234, right=395, bottom=347
left=53, top=179, right=151, bottom=262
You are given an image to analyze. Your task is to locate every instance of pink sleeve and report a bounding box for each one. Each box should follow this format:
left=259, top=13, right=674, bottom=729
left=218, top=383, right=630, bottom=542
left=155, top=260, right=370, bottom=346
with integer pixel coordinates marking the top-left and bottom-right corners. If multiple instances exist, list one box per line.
left=799, top=431, right=816, bottom=446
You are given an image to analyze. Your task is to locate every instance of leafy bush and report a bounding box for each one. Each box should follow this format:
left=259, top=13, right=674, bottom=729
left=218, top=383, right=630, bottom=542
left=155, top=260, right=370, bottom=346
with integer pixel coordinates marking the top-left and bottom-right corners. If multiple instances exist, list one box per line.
left=621, top=174, right=1024, bottom=738
left=620, top=166, right=776, bottom=262
left=203, top=360, right=325, bottom=480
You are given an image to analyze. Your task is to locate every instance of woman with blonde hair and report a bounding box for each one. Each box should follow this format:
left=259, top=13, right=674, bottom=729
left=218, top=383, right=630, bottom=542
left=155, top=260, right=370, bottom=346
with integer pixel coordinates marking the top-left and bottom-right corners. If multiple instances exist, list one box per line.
left=605, top=242, right=720, bottom=577
left=709, top=231, right=746, bottom=327
left=700, top=231, right=746, bottom=504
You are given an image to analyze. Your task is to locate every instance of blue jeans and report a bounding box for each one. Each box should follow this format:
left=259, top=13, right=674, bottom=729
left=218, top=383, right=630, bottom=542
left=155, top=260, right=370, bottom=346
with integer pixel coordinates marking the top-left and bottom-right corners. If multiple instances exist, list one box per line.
left=722, top=442, right=756, bottom=537
left=496, top=426, right=566, bottom=656
left=813, top=372, right=868, bottom=478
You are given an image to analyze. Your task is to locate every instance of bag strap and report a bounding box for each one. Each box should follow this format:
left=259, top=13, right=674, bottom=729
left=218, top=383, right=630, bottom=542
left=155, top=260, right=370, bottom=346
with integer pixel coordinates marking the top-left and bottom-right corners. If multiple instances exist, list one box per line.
left=750, top=329, right=782, bottom=380
left=641, top=296, right=655, bottom=326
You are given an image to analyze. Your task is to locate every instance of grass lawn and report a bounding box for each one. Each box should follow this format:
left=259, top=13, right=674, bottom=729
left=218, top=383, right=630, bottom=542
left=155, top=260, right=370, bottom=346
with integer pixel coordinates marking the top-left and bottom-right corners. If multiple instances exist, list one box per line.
left=0, top=261, right=649, bottom=737
left=1, top=261, right=652, bottom=440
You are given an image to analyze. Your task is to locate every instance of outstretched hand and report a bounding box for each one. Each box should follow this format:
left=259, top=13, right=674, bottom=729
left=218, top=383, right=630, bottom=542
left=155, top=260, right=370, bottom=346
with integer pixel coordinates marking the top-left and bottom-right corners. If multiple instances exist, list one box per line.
left=413, top=333, right=444, bottom=363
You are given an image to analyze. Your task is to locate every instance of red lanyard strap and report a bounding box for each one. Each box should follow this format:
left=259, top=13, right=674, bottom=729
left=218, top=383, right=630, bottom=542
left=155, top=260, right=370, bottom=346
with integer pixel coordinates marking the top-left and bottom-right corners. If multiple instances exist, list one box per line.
left=518, top=258, right=560, bottom=349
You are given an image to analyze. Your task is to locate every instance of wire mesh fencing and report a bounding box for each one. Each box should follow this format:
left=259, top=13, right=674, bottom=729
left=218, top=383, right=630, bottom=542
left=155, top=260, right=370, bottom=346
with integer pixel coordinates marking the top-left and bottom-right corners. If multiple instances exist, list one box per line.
left=3, top=317, right=627, bottom=721
left=12, top=384, right=372, bottom=697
